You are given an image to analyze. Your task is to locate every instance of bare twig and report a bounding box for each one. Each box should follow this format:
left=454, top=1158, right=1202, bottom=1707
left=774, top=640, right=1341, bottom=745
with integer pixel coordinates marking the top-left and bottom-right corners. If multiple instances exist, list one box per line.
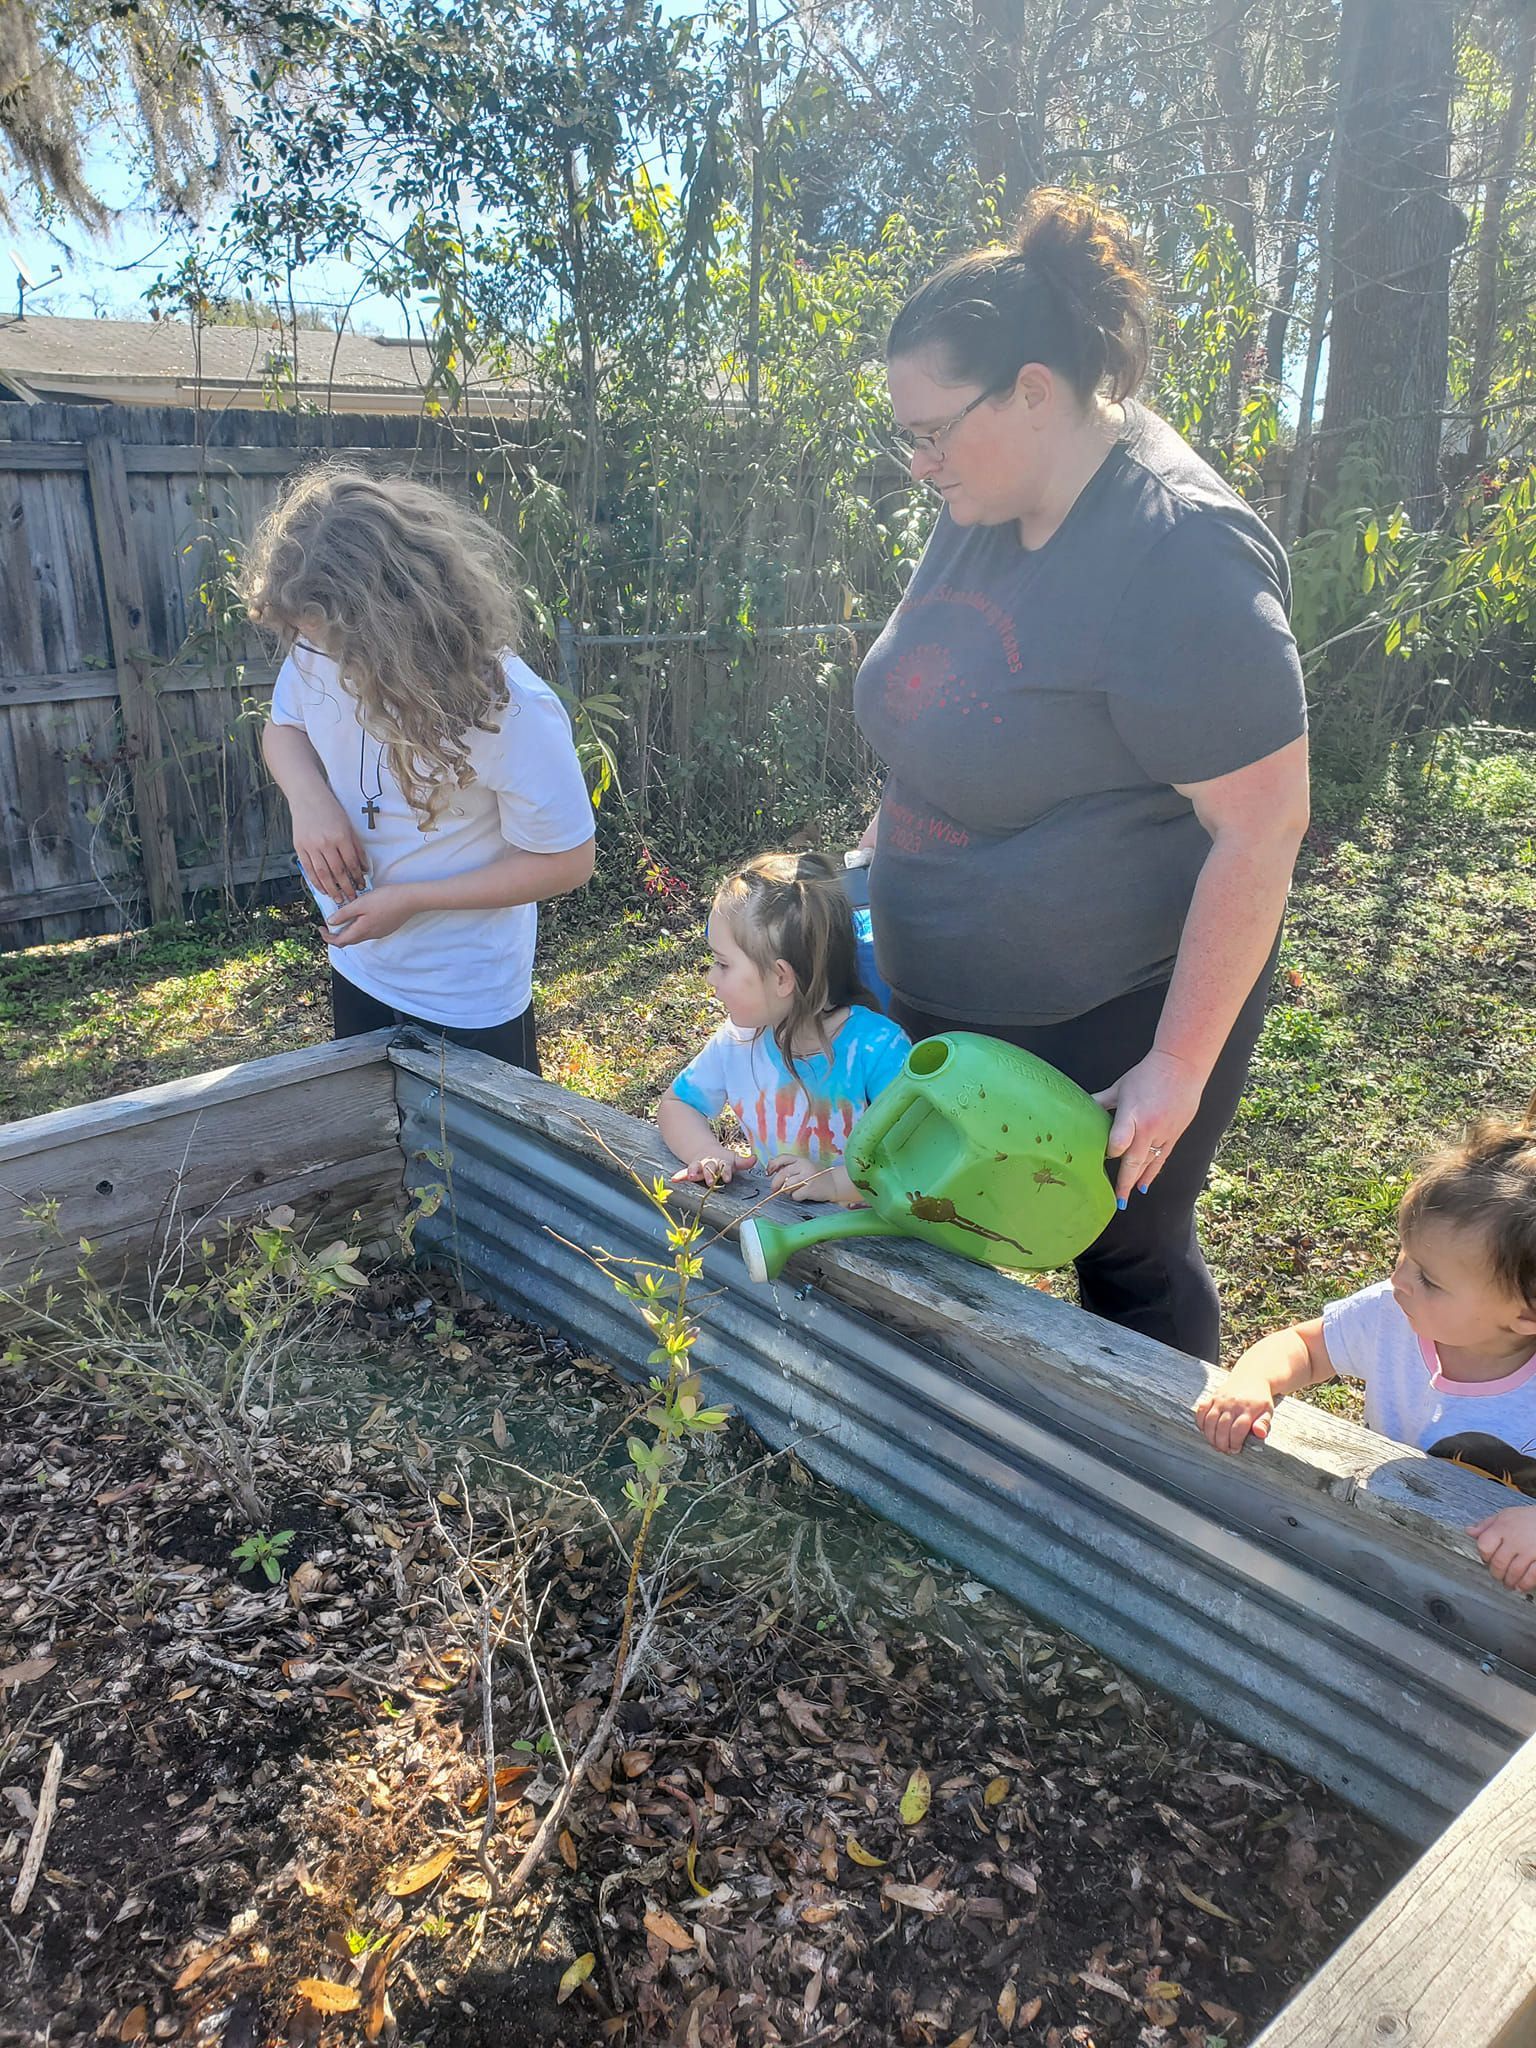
left=10, top=1742, right=64, bottom=1918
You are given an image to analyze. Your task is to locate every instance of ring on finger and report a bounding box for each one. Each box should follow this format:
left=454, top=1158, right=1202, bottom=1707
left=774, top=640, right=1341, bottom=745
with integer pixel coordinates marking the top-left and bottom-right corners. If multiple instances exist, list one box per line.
left=1147, top=1141, right=1165, bottom=1156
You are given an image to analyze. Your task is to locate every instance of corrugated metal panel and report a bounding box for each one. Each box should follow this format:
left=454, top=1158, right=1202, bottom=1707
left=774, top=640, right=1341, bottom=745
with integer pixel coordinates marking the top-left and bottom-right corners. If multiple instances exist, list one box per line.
left=397, top=1067, right=1536, bottom=1844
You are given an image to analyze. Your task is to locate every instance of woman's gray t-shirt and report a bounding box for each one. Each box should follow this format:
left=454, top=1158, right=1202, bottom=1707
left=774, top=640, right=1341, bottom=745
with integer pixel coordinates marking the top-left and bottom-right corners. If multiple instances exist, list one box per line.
left=852, top=404, right=1307, bottom=1027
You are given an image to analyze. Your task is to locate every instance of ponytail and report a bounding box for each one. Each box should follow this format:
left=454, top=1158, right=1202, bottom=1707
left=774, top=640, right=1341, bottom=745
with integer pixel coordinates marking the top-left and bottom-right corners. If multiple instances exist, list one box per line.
left=713, top=852, right=871, bottom=1078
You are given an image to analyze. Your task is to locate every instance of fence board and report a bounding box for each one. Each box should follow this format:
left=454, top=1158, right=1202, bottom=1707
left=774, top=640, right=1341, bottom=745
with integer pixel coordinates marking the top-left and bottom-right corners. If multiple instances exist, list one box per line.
left=0, top=664, right=281, bottom=707
left=0, top=849, right=296, bottom=929
left=82, top=431, right=182, bottom=923
left=0, top=400, right=529, bottom=949
left=0, top=469, right=46, bottom=673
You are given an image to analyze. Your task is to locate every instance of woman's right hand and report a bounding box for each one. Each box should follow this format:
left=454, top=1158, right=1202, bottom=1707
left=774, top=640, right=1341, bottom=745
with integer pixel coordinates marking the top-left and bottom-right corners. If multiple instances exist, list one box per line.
left=292, top=795, right=370, bottom=904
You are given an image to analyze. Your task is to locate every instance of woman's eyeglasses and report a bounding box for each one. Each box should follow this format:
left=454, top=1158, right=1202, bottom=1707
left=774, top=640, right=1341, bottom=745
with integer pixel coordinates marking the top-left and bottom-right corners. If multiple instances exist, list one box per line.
left=893, top=388, right=997, bottom=459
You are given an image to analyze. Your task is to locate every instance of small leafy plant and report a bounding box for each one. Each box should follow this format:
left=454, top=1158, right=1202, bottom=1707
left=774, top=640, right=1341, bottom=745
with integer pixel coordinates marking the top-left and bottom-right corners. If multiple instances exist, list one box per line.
left=505, top=1161, right=731, bottom=1899
left=230, top=1527, right=297, bottom=1583
left=1, top=1204, right=368, bottom=1523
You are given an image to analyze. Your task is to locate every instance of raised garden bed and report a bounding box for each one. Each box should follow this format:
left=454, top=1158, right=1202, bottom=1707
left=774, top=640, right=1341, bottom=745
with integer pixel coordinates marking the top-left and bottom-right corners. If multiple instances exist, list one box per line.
left=1, top=1036, right=1533, bottom=2047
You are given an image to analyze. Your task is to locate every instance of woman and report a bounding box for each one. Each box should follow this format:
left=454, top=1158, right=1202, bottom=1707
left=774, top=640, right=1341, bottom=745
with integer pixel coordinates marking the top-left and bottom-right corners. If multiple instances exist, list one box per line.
left=854, top=189, right=1310, bottom=1359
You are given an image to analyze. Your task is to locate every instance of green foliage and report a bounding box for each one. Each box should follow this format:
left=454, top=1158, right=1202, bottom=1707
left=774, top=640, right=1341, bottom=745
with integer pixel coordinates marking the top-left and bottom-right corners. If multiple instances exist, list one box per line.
left=1293, top=455, right=1536, bottom=778
left=577, top=1157, right=729, bottom=1715
left=1153, top=205, right=1278, bottom=490
left=230, top=1526, right=297, bottom=1582
left=0, top=1207, right=368, bottom=1523
left=601, top=1173, right=728, bottom=1518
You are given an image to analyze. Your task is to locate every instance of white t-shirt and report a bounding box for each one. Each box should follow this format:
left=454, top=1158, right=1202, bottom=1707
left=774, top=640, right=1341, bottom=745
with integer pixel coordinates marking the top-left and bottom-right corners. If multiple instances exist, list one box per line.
left=269, top=644, right=593, bottom=1027
left=1322, top=1279, right=1536, bottom=1494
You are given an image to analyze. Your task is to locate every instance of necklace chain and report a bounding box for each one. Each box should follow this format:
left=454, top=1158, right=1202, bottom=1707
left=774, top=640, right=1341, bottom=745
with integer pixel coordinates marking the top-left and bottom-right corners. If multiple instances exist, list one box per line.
left=359, top=725, right=385, bottom=829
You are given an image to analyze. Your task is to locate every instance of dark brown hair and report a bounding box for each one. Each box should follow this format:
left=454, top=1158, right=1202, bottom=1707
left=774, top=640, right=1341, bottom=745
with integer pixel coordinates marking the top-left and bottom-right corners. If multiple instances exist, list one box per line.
left=887, top=186, right=1153, bottom=406
left=713, top=852, right=872, bottom=1078
left=1398, top=1092, right=1536, bottom=1307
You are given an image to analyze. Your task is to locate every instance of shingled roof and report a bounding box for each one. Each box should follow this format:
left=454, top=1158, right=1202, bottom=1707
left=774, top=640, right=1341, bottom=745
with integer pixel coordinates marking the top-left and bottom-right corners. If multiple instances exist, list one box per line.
left=0, top=315, right=537, bottom=415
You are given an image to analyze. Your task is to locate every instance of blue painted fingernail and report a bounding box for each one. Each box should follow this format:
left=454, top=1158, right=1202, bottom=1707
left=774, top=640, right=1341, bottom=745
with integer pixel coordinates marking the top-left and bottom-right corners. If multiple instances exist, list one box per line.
left=1138, top=1183, right=1149, bottom=1195
left=1116, top=1196, right=1127, bottom=1211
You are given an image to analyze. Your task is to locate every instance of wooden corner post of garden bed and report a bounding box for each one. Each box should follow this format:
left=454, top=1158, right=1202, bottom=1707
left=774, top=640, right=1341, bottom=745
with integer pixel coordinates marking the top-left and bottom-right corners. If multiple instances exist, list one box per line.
left=1255, top=1725, right=1536, bottom=2047
left=81, top=425, right=183, bottom=926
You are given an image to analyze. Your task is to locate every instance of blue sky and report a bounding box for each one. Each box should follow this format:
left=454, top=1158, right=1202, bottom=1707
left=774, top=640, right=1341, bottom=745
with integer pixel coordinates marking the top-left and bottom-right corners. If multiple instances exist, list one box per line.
left=6, top=147, right=414, bottom=332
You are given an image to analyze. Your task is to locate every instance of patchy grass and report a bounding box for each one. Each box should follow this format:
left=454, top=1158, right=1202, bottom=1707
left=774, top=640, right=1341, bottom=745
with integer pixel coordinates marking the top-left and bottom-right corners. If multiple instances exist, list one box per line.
left=0, top=904, right=332, bottom=1121
left=3, top=740, right=1533, bottom=1387
left=1206, top=738, right=1536, bottom=1384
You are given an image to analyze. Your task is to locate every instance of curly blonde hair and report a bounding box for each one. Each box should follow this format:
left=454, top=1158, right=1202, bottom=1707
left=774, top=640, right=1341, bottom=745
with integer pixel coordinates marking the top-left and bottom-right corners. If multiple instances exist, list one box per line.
left=242, top=466, right=524, bottom=829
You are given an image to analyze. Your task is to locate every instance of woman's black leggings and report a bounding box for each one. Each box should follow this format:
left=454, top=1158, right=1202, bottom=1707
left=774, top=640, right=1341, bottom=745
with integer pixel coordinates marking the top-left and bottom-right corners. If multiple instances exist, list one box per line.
left=330, top=969, right=540, bottom=1075
left=891, top=943, right=1278, bottom=1361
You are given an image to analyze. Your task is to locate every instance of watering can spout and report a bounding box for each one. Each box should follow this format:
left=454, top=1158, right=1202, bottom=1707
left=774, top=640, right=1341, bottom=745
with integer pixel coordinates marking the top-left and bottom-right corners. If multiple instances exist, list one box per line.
left=739, top=1208, right=906, bottom=1284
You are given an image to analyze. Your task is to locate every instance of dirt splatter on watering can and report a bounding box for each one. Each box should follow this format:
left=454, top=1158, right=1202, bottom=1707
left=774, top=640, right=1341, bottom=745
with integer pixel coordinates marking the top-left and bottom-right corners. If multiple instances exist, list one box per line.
left=739, top=1033, right=1116, bottom=1282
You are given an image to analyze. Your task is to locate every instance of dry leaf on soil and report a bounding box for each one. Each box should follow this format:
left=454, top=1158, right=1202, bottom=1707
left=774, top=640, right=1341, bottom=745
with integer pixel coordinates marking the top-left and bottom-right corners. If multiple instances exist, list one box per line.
left=384, top=1842, right=457, bottom=1897
left=983, top=1775, right=1009, bottom=1807
left=776, top=1688, right=830, bottom=1743
left=0, top=1656, right=56, bottom=1690
left=296, top=1980, right=361, bottom=2014
left=1176, top=1878, right=1238, bottom=1922
left=644, top=1908, right=695, bottom=1952
left=899, top=1766, right=931, bottom=1825
left=881, top=1881, right=947, bottom=1913
left=1079, top=1969, right=1131, bottom=2003
left=844, top=1835, right=886, bottom=1868
left=557, top=1955, right=595, bottom=2004
left=173, top=1948, right=222, bottom=1992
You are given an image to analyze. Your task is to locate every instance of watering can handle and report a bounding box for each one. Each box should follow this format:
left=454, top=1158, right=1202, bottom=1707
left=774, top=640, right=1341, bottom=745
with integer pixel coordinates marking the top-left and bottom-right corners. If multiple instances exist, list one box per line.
left=850, top=1066, right=934, bottom=1170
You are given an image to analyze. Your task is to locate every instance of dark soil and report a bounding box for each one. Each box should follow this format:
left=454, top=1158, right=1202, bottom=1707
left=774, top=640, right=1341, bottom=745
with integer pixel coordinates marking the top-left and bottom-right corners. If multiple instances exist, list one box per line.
left=1, top=1269, right=1409, bottom=2048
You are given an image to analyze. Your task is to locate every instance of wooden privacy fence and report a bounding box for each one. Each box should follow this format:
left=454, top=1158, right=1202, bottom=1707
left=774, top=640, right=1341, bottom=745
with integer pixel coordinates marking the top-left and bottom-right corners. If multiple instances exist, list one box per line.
left=0, top=403, right=537, bottom=951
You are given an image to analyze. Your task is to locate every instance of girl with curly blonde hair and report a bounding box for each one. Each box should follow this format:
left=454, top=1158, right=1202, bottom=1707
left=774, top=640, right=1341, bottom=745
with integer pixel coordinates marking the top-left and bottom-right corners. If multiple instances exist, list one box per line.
left=248, top=467, right=595, bottom=1069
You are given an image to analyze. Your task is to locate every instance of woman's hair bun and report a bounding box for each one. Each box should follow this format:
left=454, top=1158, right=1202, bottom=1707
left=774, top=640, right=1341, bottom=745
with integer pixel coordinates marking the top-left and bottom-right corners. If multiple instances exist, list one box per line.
left=1013, top=188, right=1151, bottom=402
left=888, top=185, right=1154, bottom=405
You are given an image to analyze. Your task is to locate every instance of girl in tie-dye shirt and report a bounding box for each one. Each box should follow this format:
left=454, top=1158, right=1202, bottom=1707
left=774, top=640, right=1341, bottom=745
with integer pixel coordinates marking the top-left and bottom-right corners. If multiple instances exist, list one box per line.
left=658, top=852, right=912, bottom=1204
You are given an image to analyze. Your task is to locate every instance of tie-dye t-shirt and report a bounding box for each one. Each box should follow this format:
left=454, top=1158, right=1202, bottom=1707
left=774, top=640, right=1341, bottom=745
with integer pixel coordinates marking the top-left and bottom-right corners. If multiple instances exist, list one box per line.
left=671, top=1007, right=912, bottom=1171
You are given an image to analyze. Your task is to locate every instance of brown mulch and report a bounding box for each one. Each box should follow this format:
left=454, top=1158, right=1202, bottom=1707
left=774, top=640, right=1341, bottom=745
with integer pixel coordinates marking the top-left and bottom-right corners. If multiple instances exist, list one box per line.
left=0, top=1270, right=1409, bottom=2048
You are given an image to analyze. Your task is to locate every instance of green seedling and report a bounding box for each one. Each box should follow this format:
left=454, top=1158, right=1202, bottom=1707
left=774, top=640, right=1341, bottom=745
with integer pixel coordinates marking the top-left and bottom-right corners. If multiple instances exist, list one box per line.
left=230, top=1527, right=297, bottom=1583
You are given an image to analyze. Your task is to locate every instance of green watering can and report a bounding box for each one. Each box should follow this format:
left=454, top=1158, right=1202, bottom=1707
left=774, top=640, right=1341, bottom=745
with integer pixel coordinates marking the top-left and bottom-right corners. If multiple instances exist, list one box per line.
left=739, top=1032, right=1116, bottom=1284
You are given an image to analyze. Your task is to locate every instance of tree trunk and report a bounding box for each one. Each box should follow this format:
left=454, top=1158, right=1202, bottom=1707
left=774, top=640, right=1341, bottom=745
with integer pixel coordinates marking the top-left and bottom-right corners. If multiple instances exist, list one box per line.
left=744, top=0, right=765, bottom=418
left=1265, top=136, right=1326, bottom=386
left=1315, top=0, right=1461, bottom=519
left=970, top=0, right=1041, bottom=213
left=1466, top=9, right=1536, bottom=467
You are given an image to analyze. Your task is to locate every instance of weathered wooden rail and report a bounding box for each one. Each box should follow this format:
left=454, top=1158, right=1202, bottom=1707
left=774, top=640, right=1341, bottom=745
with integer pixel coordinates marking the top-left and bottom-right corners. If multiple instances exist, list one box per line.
left=2, top=1032, right=1534, bottom=2043
left=0, top=404, right=534, bottom=948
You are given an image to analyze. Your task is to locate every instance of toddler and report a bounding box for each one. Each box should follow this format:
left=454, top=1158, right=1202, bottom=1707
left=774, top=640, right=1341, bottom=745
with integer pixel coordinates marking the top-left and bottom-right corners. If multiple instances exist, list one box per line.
left=658, top=852, right=912, bottom=1204
left=1196, top=1100, right=1536, bottom=1593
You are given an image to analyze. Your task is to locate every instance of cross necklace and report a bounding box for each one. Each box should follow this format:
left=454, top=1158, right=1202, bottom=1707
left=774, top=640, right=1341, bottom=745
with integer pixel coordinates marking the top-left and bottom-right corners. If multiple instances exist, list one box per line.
left=359, top=726, right=385, bottom=830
